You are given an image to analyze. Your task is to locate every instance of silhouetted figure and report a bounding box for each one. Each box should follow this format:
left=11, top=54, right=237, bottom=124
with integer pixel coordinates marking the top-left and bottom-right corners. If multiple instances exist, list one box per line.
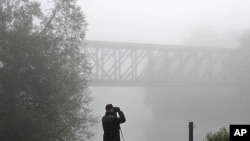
left=102, top=104, right=126, bottom=141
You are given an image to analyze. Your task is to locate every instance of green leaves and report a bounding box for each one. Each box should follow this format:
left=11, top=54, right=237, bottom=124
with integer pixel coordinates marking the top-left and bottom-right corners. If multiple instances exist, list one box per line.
left=0, top=0, right=96, bottom=140
left=204, top=127, right=229, bottom=141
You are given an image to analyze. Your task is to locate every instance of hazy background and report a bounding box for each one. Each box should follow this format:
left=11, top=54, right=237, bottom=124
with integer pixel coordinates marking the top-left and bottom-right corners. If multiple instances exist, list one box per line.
left=88, top=86, right=250, bottom=141
left=77, top=0, right=250, bottom=141
left=80, top=0, right=250, bottom=47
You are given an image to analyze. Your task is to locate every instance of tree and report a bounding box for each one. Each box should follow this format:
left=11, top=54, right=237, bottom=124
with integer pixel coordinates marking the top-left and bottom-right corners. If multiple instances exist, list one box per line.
left=0, top=0, right=97, bottom=140
left=204, top=127, right=229, bottom=141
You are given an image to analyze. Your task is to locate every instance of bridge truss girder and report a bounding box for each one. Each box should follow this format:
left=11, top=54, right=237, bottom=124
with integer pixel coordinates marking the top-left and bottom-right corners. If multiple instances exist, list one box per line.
left=85, top=41, right=249, bottom=87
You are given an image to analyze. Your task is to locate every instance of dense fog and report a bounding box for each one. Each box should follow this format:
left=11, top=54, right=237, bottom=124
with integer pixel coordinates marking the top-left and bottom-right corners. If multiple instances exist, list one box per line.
left=89, top=85, right=250, bottom=141
left=80, top=0, right=250, bottom=46
left=80, top=0, right=250, bottom=141
left=2, top=0, right=249, bottom=141
left=144, top=87, right=250, bottom=141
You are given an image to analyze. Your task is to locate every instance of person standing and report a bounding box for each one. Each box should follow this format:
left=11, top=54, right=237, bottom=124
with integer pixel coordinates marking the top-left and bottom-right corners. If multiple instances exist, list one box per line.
left=102, top=104, right=126, bottom=141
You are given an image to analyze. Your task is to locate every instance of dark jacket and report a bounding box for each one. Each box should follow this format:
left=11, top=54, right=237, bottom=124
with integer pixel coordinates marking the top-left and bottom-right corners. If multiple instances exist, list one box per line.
left=102, top=111, right=126, bottom=141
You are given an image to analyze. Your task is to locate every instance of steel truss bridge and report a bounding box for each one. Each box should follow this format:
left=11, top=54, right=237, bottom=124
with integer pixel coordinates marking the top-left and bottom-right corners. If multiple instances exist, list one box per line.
left=85, top=41, right=249, bottom=87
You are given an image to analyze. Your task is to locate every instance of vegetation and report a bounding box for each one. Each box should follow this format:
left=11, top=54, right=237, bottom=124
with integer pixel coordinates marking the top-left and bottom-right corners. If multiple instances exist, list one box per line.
left=0, top=0, right=97, bottom=140
left=204, top=127, right=229, bottom=141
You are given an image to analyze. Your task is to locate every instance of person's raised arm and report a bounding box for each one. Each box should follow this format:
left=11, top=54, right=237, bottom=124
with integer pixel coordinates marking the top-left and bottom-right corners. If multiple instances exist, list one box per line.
left=114, top=107, right=126, bottom=123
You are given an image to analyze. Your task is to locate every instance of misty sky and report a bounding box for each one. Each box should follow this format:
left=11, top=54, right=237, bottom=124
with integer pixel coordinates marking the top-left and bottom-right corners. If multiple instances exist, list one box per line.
left=80, top=0, right=250, bottom=46
left=78, top=1, right=250, bottom=141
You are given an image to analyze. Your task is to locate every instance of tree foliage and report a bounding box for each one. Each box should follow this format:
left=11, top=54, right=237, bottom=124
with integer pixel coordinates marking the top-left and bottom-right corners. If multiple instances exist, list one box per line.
left=0, top=0, right=97, bottom=140
left=204, top=127, right=229, bottom=141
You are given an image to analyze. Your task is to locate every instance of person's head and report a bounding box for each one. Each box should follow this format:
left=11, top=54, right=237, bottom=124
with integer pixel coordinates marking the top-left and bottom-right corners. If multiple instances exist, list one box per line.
left=105, top=104, right=114, bottom=112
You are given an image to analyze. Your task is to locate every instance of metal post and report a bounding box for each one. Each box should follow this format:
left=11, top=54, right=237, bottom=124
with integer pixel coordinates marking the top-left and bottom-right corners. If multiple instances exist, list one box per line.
left=189, top=122, right=193, bottom=141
